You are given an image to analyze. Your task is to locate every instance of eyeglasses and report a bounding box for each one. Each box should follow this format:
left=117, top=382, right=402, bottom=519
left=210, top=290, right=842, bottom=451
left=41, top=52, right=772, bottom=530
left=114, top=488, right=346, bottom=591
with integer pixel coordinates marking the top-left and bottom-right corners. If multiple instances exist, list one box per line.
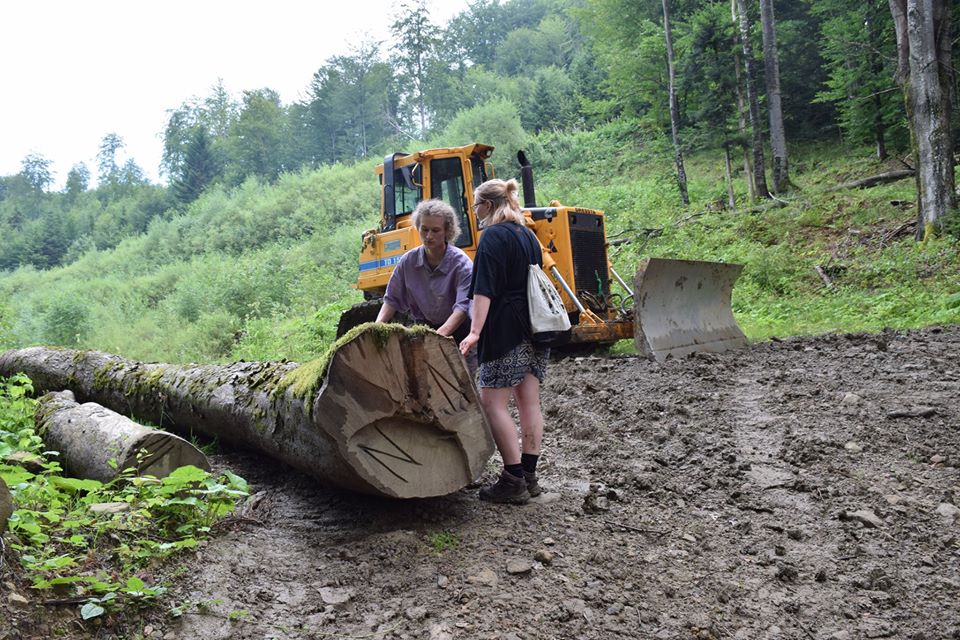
left=472, top=200, right=485, bottom=211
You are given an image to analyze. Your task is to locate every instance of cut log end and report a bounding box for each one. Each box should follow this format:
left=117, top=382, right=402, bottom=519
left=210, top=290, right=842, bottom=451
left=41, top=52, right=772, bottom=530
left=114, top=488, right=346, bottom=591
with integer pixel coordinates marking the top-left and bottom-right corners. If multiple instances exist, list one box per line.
left=347, top=417, right=474, bottom=496
left=318, top=328, right=494, bottom=498
left=38, top=391, right=211, bottom=483
left=120, top=431, right=212, bottom=479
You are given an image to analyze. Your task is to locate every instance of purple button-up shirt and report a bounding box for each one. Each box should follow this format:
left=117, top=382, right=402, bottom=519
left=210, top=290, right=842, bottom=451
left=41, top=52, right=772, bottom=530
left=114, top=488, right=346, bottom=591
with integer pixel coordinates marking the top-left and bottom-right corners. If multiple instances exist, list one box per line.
left=383, top=244, right=473, bottom=326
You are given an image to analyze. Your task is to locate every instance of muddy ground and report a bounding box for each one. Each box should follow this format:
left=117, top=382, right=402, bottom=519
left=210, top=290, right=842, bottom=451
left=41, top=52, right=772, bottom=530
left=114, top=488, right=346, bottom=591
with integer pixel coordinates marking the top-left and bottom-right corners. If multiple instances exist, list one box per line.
left=3, top=326, right=959, bottom=639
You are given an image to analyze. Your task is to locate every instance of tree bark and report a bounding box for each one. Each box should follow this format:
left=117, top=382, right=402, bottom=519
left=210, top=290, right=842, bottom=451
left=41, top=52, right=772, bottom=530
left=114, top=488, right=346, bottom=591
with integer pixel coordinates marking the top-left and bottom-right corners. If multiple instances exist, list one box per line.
left=889, top=0, right=956, bottom=238
left=867, top=14, right=889, bottom=161
left=662, top=0, right=689, bottom=206
left=0, top=476, right=12, bottom=535
left=0, top=327, right=494, bottom=499
left=735, top=0, right=770, bottom=198
left=36, top=390, right=210, bottom=483
left=759, top=0, right=789, bottom=193
left=730, top=0, right=756, bottom=200
left=723, top=143, right=736, bottom=209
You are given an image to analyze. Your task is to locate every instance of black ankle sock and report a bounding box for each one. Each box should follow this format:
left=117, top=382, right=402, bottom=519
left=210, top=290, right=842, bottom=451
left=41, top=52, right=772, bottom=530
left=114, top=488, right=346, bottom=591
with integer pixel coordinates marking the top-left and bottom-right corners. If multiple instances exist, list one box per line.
left=520, top=453, right=539, bottom=474
left=504, top=463, right=524, bottom=478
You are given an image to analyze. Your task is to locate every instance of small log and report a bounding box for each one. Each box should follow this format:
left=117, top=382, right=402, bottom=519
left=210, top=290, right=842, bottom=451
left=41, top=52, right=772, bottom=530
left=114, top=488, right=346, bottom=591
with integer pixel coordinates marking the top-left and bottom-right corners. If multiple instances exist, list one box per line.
left=814, top=265, right=834, bottom=289
left=828, top=170, right=914, bottom=191
left=36, top=390, right=210, bottom=482
left=0, top=325, right=493, bottom=499
left=0, top=476, right=12, bottom=534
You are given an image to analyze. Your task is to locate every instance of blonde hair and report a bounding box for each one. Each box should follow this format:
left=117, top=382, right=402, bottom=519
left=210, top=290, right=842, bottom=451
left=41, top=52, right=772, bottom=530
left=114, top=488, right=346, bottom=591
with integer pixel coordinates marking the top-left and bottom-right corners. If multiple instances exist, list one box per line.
left=474, top=179, right=525, bottom=226
left=411, top=199, right=461, bottom=243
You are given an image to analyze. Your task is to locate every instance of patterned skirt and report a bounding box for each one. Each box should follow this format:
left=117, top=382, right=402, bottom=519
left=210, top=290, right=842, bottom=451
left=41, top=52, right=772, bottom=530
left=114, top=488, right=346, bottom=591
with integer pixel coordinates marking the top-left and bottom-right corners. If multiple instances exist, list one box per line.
left=477, top=340, right=549, bottom=388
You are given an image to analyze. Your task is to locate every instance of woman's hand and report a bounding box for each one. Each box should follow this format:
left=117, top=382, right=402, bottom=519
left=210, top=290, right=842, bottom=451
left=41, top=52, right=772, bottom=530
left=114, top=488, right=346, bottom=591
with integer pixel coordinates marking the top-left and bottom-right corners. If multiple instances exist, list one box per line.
left=459, top=331, right=479, bottom=356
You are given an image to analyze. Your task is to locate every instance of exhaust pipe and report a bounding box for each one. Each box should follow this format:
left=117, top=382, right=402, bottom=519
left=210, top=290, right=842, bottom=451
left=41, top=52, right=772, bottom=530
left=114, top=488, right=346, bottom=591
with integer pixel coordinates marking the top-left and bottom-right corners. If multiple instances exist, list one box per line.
left=517, top=150, right=536, bottom=208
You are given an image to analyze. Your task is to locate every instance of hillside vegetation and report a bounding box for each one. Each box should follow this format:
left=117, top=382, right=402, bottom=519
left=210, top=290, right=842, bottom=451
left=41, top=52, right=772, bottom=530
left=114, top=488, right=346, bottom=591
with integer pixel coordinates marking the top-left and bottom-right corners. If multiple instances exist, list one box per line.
left=1, top=126, right=957, bottom=365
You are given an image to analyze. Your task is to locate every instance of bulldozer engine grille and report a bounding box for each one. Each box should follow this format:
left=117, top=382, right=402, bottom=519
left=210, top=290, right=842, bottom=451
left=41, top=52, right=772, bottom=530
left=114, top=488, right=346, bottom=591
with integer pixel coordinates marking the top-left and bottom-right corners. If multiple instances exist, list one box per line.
left=568, top=212, right=610, bottom=306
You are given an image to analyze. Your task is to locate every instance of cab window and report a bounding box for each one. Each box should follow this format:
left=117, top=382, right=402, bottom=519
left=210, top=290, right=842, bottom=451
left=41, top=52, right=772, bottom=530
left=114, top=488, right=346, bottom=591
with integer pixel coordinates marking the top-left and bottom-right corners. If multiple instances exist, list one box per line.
left=394, top=165, right=420, bottom=216
left=430, top=157, right=472, bottom=248
left=471, top=156, right=488, bottom=192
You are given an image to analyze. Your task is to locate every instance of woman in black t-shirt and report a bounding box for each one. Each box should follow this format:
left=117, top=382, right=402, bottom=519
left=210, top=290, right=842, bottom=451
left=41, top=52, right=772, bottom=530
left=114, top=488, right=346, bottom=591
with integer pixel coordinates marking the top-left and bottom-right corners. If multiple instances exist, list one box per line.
left=459, top=179, right=548, bottom=504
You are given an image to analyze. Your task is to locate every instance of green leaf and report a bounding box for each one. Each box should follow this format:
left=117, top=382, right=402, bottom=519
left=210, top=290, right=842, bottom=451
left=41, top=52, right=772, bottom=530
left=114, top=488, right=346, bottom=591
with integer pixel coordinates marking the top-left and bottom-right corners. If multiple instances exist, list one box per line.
left=162, top=465, right=210, bottom=487
left=51, top=476, right=104, bottom=493
left=36, top=554, right=77, bottom=571
left=0, top=465, right=35, bottom=486
left=126, top=576, right=145, bottom=592
left=80, top=602, right=105, bottom=620
left=47, top=575, right=96, bottom=586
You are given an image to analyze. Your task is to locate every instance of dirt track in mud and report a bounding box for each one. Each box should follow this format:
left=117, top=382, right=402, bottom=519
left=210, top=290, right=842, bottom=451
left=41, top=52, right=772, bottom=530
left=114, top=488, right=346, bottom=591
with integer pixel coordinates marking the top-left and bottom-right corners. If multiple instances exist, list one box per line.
left=7, top=326, right=960, bottom=639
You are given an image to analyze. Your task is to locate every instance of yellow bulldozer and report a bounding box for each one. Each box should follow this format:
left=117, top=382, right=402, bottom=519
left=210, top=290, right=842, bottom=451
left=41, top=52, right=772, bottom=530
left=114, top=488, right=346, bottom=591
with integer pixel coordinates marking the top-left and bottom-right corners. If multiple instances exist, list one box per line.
left=337, top=143, right=747, bottom=360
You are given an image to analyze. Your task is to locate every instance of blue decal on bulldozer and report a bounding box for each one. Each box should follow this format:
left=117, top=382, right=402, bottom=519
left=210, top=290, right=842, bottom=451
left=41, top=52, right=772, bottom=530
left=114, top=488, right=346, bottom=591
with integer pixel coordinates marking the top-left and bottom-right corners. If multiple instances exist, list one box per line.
left=359, top=256, right=403, bottom=272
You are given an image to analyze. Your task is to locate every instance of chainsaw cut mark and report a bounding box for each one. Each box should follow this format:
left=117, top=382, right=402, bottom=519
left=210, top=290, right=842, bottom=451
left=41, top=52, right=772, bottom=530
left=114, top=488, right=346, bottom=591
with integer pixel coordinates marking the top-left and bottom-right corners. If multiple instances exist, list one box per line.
left=358, top=425, right=422, bottom=483
left=425, top=360, right=466, bottom=413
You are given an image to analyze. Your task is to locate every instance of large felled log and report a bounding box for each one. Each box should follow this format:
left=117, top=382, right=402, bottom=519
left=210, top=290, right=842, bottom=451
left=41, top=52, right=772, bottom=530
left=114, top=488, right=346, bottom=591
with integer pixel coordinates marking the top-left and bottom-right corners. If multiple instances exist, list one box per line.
left=0, top=325, right=493, bottom=499
left=36, top=390, right=211, bottom=482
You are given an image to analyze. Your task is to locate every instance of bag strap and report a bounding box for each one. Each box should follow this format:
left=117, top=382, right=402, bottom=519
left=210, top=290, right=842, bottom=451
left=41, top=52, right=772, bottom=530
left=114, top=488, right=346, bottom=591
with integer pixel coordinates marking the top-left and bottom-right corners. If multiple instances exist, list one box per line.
left=507, top=223, right=540, bottom=267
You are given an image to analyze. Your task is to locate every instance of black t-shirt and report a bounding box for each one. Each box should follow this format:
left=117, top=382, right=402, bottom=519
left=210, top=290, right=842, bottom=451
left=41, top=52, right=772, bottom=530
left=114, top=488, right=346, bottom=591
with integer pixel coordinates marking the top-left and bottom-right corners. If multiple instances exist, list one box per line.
left=468, top=222, right=542, bottom=363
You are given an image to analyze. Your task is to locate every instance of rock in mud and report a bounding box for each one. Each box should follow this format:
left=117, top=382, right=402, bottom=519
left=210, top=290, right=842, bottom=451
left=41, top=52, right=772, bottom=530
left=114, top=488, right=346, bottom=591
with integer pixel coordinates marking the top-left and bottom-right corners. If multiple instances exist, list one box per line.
left=935, top=503, right=960, bottom=520
left=7, top=592, right=29, bottom=607
left=840, top=509, right=884, bottom=528
left=466, top=568, right=498, bottom=587
left=840, top=393, right=863, bottom=414
left=89, top=502, right=130, bottom=515
left=404, top=606, right=427, bottom=621
left=506, top=559, right=533, bottom=575
left=534, top=549, right=555, bottom=565
left=583, top=494, right=610, bottom=513
left=319, top=587, right=352, bottom=606
left=844, top=441, right=863, bottom=453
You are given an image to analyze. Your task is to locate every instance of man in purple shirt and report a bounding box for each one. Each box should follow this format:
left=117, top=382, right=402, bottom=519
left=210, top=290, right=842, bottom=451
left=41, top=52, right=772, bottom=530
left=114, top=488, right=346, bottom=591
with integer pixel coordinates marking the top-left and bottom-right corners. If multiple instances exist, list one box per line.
left=376, top=200, right=474, bottom=351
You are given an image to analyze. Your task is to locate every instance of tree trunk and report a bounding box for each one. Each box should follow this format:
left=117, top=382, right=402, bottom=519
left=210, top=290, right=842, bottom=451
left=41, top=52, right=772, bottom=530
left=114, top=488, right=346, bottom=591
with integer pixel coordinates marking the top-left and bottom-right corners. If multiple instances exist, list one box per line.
left=868, top=14, right=889, bottom=161
left=36, top=390, right=210, bottom=483
left=889, top=0, right=956, bottom=239
left=0, top=476, right=12, bottom=534
left=731, top=0, right=757, bottom=200
left=723, top=143, right=736, bottom=209
left=735, top=0, right=770, bottom=198
left=0, top=326, right=494, bottom=499
left=662, top=0, right=689, bottom=206
left=759, top=0, right=789, bottom=193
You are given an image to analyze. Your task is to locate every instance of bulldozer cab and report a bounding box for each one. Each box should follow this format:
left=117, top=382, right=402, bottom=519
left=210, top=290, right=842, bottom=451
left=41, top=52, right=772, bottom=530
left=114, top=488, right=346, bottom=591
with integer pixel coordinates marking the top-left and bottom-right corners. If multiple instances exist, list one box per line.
left=380, top=144, right=494, bottom=242
left=357, top=145, right=494, bottom=296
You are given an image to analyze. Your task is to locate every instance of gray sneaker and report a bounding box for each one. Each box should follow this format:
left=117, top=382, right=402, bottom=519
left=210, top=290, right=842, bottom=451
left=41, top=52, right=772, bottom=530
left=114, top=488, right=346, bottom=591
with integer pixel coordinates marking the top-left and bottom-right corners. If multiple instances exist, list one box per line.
left=479, top=470, right=530, bottom=504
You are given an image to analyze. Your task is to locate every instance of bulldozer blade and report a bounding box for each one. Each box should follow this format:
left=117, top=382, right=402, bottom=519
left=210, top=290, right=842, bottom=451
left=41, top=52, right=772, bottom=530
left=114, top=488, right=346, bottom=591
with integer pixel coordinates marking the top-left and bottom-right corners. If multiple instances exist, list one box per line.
left=633, top=258, right=747, bottom=361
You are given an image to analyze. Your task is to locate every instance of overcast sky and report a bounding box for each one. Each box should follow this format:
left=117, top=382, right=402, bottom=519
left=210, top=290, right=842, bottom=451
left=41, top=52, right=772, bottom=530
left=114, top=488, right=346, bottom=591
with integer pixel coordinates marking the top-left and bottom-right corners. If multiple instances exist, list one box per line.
left=1, top=0, right=470, bottom=189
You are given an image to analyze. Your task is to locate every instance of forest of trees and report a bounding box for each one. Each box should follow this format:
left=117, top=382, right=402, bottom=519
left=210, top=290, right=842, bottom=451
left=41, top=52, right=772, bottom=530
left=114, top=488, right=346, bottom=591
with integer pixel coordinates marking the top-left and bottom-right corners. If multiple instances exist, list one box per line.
left=0, top=0, right=956, bottom=272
